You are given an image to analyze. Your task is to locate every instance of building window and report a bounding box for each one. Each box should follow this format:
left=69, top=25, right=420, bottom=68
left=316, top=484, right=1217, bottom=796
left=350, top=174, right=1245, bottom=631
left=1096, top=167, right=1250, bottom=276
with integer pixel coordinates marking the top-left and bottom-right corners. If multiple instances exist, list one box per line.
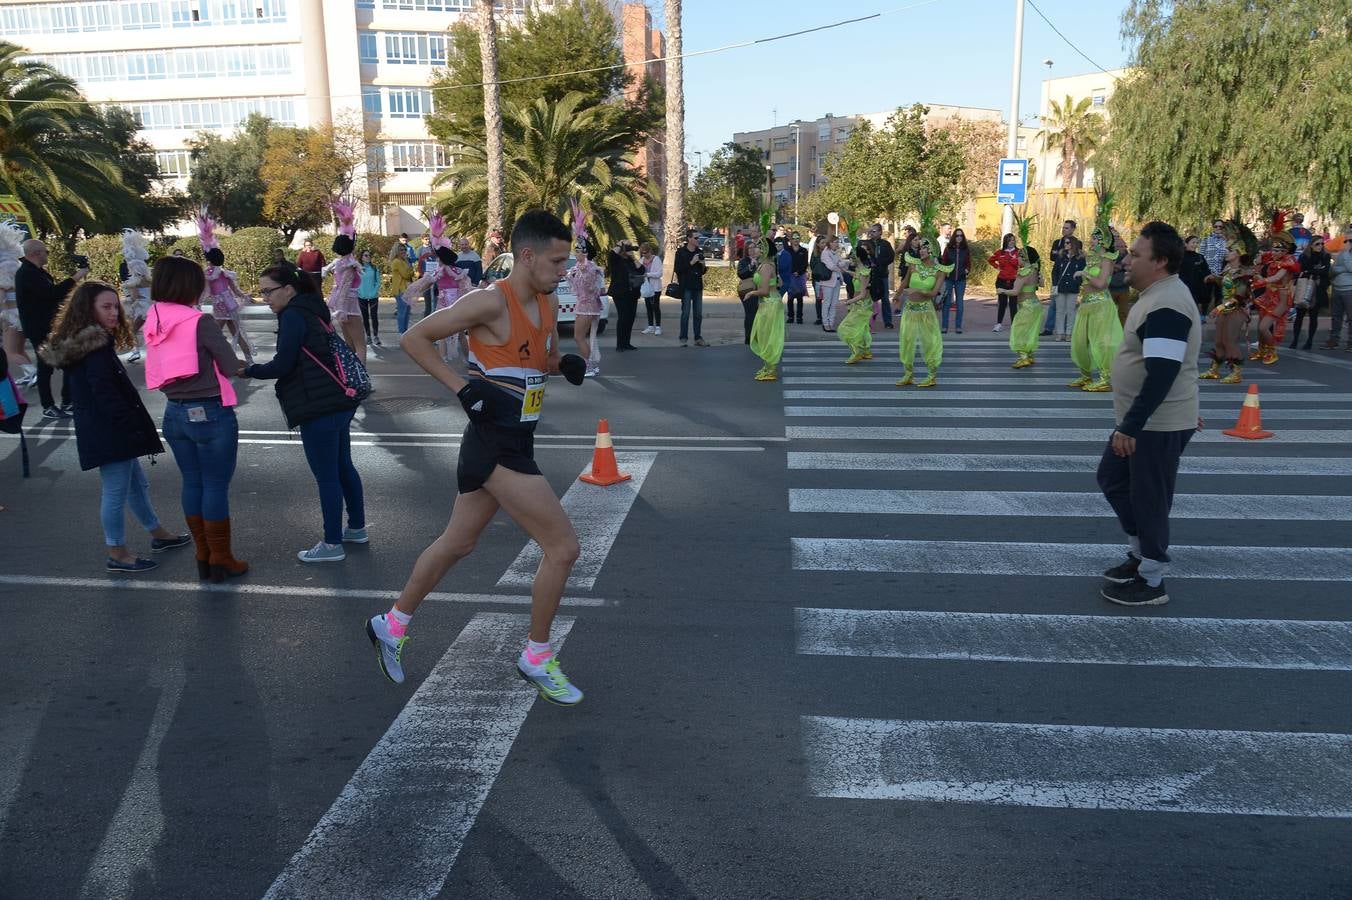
left=817, top=123, right=830, bottom=142
left=809, top=174, right=816, bottom=188
left=383, top=141, right=449, bottom=172
left=381, top=31, right=447, bottom=66
left=153, top=150, right=193, bottom=178
left=772, top=137, right=790, bottom=150
left=40, top=44, right=293, bottom=82
left=386, top=87, right=433, bottom=118
left=835, top=126, right=851, bottom=143
left=357, top=0, right=375, bottom=7
left=361, top=86, right=382, bottom=116
left=114, top=96, right=298, bottom=131
left=2, top=0, right=286, bottom=33
left=358, top=32, right=378, bottom=63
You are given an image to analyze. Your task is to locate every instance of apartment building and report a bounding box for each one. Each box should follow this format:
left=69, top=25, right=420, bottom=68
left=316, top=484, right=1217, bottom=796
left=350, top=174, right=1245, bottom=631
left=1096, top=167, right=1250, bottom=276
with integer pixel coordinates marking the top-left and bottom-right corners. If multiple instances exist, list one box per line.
left=732, top=105, right=1006, bottom=208
left=1, top=0, right=605, bottom=236
left=1033, top=68, right=1130, bottom=189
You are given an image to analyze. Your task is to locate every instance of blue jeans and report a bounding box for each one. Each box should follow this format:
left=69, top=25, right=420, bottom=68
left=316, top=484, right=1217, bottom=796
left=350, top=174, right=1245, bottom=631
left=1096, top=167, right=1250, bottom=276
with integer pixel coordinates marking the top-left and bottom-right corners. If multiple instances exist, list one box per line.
left=680, top=288, right=703, bottom=341
left=940, top=279, right=966, bottom=330
left=99, top=458, right=161, bottom=547
left=299, top=408, right=365, bottom=544
left=162, top=398, right=239, bottom=520
left=1043, top=291, right=1059, bottom=331
left=874, top=274, right=891, bottom=325
left=396, top=296, right=412, bottom=334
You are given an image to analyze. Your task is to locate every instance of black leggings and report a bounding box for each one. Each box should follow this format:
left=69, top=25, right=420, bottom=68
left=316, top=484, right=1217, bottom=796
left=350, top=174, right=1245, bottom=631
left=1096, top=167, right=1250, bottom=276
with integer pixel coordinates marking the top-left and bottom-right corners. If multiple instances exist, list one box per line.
left=785, top=293, right=804, bottom=321
left=359, top=298, right=379, bottom=337
left=1291, top=306, right=1320, bottom=347
left=644, top=295, right=661, bottom=326
left=742, top=294, right=758, bottom=344
left=996, top=292, right=1019, bottom=324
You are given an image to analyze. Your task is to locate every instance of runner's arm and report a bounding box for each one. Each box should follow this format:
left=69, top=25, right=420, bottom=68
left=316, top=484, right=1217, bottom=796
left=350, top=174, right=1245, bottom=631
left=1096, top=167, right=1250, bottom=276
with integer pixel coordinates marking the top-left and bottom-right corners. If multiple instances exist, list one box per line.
left=400, top=288, right=504, bottom=393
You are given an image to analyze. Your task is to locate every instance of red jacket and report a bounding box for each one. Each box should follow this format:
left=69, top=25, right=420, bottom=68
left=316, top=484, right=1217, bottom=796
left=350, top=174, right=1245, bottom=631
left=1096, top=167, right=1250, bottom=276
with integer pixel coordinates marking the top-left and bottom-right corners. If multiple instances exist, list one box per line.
left=987, top=249, right=1020, bottom=282
left=297, top=249, right=326, bottom=274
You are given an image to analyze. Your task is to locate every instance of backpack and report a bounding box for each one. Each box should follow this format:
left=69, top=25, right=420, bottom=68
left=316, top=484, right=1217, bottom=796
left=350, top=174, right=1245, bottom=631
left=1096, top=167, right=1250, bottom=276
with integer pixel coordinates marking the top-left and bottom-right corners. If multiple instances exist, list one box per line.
left=0, top=348, right=30, bottom=478
left=303, top=320, right=372, bottom=402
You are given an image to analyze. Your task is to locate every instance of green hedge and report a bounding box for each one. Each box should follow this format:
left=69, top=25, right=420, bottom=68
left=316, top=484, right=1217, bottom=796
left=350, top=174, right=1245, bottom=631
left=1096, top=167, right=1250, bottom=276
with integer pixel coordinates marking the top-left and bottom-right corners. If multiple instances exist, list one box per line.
left=167, top=227, right=287, bottom=294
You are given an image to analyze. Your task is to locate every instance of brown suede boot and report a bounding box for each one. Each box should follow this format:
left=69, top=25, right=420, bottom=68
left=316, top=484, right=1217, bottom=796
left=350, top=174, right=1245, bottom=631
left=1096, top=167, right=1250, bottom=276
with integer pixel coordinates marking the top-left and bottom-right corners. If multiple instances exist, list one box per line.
left=204, top=519, right=249, bottom=583
left=185, top=514, right=210, bottom=580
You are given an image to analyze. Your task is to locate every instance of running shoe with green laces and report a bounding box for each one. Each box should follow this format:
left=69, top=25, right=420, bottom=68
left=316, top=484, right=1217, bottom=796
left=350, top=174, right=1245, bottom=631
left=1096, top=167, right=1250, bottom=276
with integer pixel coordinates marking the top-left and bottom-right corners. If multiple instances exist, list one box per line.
left=517, top=656, right=584, bottom=706
left=366, top=614, right=407, bottom=684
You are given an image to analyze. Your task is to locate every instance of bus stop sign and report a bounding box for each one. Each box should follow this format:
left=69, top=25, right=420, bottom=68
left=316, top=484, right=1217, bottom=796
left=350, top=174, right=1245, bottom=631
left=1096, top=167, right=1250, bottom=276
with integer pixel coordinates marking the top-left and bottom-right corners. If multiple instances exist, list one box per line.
left=996, top=158, right=1028, bottom=205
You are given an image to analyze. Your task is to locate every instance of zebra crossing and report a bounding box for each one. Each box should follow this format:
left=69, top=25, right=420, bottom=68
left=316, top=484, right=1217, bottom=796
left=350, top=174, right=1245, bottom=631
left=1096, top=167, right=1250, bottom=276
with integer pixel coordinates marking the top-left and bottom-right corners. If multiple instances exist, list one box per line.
left=780, top=337, right=1352, bottom=819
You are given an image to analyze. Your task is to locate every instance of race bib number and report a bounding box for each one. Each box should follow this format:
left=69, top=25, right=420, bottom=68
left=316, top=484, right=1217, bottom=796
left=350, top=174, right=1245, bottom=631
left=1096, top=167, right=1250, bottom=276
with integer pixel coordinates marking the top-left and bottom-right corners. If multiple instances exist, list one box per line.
left=520, top=374, right=545, bottom=423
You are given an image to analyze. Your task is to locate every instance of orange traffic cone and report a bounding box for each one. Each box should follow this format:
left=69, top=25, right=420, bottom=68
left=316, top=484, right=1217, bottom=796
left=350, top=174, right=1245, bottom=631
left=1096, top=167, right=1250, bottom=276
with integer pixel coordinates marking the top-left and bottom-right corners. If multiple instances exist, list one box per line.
left=1222, top=384, right=1274, bottom=440
left=579, top=419, right=633, bottom=485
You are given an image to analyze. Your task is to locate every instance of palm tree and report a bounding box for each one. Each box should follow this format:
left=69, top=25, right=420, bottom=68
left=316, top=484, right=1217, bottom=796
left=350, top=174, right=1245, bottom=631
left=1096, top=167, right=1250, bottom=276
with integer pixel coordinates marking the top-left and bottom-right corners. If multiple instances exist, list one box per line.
left=1035, top=95, right=1105, bottom=190
left=0, top=42, right=128, bottom=237
left=478, top=0, right=505, bottom=246
left=661, top=0, right=684, bottom=284
left=430, top=92, right=656, bottom=246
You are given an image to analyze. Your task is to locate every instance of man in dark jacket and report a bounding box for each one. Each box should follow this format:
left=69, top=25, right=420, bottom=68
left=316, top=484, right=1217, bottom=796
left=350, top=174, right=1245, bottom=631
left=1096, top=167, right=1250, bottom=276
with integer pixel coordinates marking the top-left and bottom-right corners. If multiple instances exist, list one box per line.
left=674, top=232, right=707, bottom=347
left=607, top=240, right=640, bottom=352
left=857, top=225, right=894, bottom=327
left=16, top=239, right=86, bottom=417
left=1045, top=220, right=1077, bottom=334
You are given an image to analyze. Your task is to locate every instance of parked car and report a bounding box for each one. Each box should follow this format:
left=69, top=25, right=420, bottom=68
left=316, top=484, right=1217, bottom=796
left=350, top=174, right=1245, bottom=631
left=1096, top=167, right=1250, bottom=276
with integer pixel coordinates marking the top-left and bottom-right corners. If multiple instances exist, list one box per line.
left=481, top=252, right=610, bottom=335
left=700, top=235, right=726, bottom=257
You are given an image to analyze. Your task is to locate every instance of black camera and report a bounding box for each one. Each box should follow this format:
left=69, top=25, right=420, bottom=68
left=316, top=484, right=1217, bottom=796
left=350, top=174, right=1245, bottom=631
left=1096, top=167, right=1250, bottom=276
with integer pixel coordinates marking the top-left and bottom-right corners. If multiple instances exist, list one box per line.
left=72, top=254, right=90, bottom=269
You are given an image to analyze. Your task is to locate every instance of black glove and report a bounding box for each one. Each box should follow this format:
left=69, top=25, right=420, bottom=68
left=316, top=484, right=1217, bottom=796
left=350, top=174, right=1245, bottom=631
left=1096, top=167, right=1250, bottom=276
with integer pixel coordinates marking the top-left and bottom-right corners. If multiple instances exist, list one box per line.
left=558, top=353, right=586, bottom=386
left=456, top=381, right=495, bottom=422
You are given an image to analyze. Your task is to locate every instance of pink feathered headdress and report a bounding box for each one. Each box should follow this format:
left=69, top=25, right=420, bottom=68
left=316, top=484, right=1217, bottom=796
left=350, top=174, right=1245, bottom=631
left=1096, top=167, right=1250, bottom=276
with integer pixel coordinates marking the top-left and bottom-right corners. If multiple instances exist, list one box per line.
left=194, top=207, right=220, bottom=253
left=330, top=197, right=356, bottom=239
left=570, top=198, right=587, bottom=246
left=428, top=213, right=452, bottom=251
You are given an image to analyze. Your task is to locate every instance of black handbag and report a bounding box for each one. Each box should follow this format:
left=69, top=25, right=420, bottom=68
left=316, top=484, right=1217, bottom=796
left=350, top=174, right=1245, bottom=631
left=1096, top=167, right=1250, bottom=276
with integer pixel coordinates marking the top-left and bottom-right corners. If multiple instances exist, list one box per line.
left=664, top=282, right=684, bottom=299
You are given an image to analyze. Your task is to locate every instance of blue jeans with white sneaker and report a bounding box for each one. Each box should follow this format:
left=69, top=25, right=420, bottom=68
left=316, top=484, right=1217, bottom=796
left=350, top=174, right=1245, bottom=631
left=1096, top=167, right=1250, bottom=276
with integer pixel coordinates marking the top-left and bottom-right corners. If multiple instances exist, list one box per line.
left=299, top=408, right=364, bottom=545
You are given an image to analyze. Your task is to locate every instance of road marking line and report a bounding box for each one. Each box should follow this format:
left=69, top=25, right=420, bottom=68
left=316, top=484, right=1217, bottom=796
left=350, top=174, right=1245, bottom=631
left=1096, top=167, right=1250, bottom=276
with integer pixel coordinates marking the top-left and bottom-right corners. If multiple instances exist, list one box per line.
left=782, top=376, right=1323, bottom=386
left=498, top=452, right=656, bottom=591
left=801, top=716, right=1352, bottom=817
left=263, top=613, right=573, bottom=900
left=786, top=451, right=1352, bottom=476
left=15, top=427, right=787, bottom=443
left=783, top=390, right=1352, bottom=402
left=790, top=537, right=1352, bottom=580
left=794, top=607, right=1352, bottom=671
left=785, top=425, right=1352, bottom=443
left=0, top=575, right=610, bottom=607
left=783, top=405, right=1352, bottom=421
left=1, top=435, right=764, bottom=454
left=788, top=488, right=1352, bottom=520
left=78, top=668, right=185, bottom=900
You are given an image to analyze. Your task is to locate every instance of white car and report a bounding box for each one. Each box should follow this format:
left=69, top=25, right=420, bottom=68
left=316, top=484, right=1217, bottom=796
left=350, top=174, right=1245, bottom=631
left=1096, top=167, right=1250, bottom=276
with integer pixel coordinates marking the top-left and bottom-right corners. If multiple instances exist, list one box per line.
left=482, top=252, right=611, bottom=335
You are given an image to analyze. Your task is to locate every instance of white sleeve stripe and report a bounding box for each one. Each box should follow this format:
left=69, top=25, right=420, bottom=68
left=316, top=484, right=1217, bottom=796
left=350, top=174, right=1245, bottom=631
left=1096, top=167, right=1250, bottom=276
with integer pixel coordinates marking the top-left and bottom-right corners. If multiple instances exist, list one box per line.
left=1143, top=337, right=1188, bottom=361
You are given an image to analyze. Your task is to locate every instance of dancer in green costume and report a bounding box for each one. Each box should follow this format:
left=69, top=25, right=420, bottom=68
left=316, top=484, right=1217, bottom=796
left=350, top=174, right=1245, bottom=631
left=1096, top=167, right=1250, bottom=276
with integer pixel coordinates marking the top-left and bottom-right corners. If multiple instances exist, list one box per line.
left=837, top=219, right=873, bottom=364
left=1008, top=212, right=1044, bottom=368
left=1068, top=194, right=1123, bottom=392
left=749, top=208, right=784, bottom=381
left=895, top=203, right=953, bottom=388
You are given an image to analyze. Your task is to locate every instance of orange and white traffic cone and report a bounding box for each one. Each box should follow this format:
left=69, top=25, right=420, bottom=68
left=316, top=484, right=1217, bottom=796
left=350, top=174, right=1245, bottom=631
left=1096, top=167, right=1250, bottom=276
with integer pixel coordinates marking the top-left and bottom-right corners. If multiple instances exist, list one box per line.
left=579, top=418, right=633, bottom=485
left=1222, top=383, right=1274, bottom=440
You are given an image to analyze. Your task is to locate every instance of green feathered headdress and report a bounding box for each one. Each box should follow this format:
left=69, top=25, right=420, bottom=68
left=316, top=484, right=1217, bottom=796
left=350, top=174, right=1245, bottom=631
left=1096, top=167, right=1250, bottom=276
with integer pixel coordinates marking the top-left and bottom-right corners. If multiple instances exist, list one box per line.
left=1012, top=210, right=1039, bottom=249
left=917, top=197, right=939, bottom=243
left=758, top=203, right=777, bottom=257
left=1093, top=187, right=1116, bottom=247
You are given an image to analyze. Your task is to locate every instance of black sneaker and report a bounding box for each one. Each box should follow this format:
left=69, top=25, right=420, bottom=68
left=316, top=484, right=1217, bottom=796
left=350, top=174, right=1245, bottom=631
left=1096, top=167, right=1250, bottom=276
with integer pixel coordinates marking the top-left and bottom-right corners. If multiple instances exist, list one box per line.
left=1102, top=554, right=1141, bottom=584
left=1102, top=577, right=1169, bottom=607
left=42, top=406, right=68, bottom=419
left=150, top=533, right=192, bottom=553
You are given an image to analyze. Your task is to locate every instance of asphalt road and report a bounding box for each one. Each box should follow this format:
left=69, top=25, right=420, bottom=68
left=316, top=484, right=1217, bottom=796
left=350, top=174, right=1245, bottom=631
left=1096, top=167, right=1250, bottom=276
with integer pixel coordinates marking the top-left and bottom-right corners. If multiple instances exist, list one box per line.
left=2, top=296, right=1351, bottom=899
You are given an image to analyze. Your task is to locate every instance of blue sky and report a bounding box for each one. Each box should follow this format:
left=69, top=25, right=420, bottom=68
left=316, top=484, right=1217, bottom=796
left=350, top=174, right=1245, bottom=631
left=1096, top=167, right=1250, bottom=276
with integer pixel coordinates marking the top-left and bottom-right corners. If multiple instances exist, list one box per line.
left=647, top=0, right=1131, bottom=164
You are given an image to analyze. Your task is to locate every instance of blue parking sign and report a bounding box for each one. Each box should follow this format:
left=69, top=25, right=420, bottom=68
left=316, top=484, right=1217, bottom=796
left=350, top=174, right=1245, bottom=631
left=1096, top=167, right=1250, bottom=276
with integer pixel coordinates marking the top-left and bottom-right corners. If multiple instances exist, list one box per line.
left=996, top=158, right=1028, bottom=205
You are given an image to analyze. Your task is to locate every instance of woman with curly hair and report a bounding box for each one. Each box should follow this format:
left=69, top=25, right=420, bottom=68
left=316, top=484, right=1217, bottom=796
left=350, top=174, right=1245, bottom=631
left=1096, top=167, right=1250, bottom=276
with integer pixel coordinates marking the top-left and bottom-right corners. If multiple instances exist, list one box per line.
left=40, top=281, right=189, bottom=572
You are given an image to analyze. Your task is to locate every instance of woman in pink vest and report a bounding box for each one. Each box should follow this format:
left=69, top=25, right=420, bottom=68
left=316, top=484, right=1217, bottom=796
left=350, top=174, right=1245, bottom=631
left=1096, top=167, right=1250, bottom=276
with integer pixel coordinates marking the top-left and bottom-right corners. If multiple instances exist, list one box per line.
left=143, top=256, right=247, bottom=582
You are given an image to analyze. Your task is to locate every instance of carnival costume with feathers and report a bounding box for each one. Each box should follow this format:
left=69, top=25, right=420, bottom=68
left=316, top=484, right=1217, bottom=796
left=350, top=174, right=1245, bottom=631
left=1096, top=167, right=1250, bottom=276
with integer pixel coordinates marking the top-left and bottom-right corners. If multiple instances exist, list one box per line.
left=197, top=208, right=255, bottom=363
left=564, top=201, right=605, bottom=374
left=0, top=220, right=36, bottom=383
left=402, top=213, right=471, bottom=363
left=1008, top=212, right=1045, bottom=367
left=837, top=218, right=873, bottom=363
left=1200, top=237, right=1250, bottom=384
left=1250, top=211, right=1300, bottom=364
left=896, top=200, right=953, bottom=387
left=121, top=230, right=152, bottom=320
left=749, top=206, right=785, bottom=381
left=1067, top=192, right=1122, bottom=392
left=323, top=198, right=362, bottom=323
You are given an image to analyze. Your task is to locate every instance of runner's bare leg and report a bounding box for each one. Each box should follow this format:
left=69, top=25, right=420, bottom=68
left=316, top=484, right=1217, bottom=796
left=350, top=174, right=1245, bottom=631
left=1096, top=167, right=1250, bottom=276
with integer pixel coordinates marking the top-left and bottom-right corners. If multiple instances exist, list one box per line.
left=393, top=487, right=500, bottom=615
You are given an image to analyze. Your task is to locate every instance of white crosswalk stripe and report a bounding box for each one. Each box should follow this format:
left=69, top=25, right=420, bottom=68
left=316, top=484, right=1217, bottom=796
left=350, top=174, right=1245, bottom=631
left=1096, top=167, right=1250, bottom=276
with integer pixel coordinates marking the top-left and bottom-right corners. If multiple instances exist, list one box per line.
left=778, top=339, right=1352, bottom=818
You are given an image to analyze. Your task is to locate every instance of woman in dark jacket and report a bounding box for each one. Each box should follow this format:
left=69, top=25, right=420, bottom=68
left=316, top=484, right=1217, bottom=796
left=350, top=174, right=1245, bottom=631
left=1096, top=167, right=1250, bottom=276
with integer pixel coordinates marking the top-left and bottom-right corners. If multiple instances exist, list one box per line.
left=40, top=281, right=189, bottom=573
left=241, top=264, right=364, bottom=564
left=607, top=241, right=641, bottom=351
left=938, top=228, right=972, bottom=333
left=1292, top=235, right=1332, bottom=350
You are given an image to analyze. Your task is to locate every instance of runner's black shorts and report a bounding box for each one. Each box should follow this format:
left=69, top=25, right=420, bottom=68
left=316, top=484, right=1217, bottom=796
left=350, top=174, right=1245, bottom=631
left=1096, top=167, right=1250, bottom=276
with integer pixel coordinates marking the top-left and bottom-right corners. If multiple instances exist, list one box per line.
left=457, top=421, right=541, bottom=493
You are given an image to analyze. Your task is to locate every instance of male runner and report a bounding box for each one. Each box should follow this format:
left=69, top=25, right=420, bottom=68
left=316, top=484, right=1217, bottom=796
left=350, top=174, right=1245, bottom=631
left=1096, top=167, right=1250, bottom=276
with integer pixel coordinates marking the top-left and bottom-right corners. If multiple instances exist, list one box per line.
left=366, top=209, right=587, bottom=704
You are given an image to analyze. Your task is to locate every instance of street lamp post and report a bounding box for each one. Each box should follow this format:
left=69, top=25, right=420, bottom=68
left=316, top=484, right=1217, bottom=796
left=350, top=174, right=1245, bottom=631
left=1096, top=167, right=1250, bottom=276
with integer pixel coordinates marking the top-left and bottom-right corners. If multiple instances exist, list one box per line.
left=1002, top=0, right=1026, bottom=238
left=792, top=123, right=801, bottom=225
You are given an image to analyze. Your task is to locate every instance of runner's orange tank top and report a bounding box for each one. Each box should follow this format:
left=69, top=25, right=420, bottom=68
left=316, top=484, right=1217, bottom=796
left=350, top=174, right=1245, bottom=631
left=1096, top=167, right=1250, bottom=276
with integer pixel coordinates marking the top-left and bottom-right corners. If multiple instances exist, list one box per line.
left=466, top=278, right=555, bottom=397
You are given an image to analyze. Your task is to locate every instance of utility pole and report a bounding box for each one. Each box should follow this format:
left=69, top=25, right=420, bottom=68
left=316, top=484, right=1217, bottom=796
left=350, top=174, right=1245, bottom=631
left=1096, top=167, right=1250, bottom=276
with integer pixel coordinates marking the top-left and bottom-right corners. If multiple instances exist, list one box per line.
left=1002, top=0, right=1026, bottom=238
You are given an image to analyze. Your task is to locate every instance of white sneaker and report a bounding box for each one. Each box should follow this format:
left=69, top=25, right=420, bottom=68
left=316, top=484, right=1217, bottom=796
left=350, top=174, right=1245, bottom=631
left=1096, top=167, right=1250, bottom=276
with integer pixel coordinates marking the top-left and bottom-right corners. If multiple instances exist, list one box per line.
left=654, top=326, right=662, bottom=336
left=126, top=349, right=142, bottom=363
left=298, top=541, right=346, bottom=563
left=993, top=323, right=1003, bottom=332
left=516, top=653, right=583, bottom=706
left=641, top=326, right=654, bottom=334
left=584, top=366, right=599, bottom=378
left=366, top=614, right=406, bottom=684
